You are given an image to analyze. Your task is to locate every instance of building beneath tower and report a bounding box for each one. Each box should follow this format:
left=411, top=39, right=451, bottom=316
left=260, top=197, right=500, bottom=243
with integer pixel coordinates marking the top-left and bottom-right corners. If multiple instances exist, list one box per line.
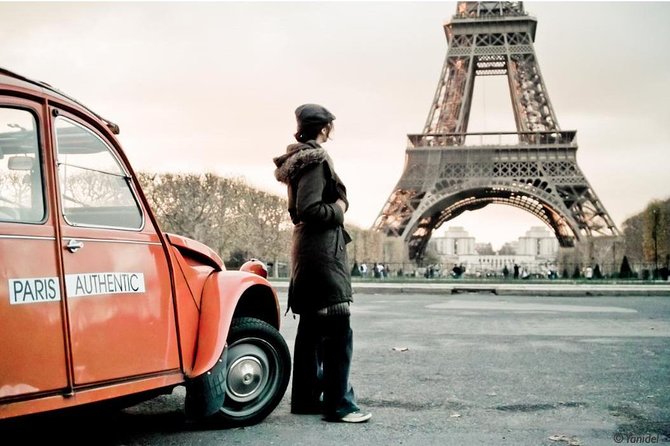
left=429, top=226, right=558, bottom=278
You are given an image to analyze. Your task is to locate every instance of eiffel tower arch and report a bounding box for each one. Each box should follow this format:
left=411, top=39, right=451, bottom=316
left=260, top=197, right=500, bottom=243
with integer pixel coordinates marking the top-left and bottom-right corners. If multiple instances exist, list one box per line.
left=374, top=1, right=620, bottom=261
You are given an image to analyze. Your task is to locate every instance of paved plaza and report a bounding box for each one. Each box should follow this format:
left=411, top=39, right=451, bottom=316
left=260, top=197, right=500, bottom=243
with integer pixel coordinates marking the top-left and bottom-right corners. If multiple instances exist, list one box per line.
left=272, top=280, right=670, bottom=297
left=4, top=290, right=669, bottom=445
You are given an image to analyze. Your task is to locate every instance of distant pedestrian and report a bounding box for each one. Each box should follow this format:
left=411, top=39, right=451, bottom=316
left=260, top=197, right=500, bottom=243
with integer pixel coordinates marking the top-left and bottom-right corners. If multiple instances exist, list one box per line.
left=513, top=264, right=520, bottom=279
left=585, top=266, right=593, bottom=280
left=373, top=263, right=382, bottom=278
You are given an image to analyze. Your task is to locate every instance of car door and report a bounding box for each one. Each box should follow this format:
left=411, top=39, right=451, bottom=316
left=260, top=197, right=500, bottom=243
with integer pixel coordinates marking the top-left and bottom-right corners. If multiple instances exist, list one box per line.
left=53, top=109, right=179, bottom=385
left=0, top=102, right=68, bottom=399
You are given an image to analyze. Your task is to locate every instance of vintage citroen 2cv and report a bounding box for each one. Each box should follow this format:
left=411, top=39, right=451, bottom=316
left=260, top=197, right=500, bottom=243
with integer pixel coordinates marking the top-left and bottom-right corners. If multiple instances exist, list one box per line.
left=0, top=67, right=290, bottom=426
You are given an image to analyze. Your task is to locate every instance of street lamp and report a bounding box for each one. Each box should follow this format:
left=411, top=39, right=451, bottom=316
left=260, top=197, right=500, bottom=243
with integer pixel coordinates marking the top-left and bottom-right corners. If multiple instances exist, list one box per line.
left=652, top=208, right=659, bottom=280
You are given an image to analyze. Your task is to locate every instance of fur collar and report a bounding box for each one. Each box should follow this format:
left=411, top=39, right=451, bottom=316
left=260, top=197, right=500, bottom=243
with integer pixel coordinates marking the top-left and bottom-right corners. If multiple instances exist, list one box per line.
left=273, top=142, right=332, bottom=184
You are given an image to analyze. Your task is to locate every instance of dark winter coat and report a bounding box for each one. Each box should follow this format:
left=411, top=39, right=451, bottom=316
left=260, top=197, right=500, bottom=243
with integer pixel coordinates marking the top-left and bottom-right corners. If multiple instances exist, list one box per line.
left=273, top=140, right=353, bottom=314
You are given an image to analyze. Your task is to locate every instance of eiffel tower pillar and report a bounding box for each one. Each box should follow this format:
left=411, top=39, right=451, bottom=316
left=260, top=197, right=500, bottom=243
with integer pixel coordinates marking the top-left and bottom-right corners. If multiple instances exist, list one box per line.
left=374, top=1, right=620, bottom=261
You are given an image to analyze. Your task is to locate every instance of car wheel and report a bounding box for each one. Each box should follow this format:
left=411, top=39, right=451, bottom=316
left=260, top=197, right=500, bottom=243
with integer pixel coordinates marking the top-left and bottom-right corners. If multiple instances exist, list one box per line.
left=215, top=317, right=290, bottom=427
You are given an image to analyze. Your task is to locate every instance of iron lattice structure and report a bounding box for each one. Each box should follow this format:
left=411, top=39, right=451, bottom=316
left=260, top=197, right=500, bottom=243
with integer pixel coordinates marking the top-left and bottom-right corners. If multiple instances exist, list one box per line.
left=374, top=1, right=620, bottom=261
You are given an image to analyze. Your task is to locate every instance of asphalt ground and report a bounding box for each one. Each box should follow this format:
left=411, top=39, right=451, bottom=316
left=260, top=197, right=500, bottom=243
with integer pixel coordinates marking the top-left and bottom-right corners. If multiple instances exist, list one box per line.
left=3, top=290, right=669, bottom=445
left=271, top=279, right=670, bottom=297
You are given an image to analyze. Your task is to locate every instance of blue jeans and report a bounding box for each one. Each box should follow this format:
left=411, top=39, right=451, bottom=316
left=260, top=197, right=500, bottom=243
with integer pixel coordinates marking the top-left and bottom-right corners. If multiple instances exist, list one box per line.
left=291, top=313, right=359, bottom=418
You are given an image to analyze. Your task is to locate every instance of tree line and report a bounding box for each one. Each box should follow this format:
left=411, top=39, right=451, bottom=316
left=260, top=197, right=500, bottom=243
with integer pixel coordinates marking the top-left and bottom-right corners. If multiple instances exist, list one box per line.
left=137, top=172, right=668, bottom=280
left=137, top=172, right=399, bottom=276
left=620, top=197, right=670, bottom=279
left=138, top=172, right=291, bottom=272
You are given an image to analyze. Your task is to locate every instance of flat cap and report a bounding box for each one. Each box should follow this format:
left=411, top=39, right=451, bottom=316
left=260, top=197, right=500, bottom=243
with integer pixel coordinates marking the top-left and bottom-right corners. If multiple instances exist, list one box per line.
left=295, top=103, right=336, bottom=126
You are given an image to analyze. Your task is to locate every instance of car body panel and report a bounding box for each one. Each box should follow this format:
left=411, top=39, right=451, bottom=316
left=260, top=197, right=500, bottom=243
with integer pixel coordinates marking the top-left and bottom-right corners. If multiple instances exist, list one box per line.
left=0, top=95, right=68, bottom=399
left=0, top=372, right=184, bottom=419
left=0, top=67, right=284, bottom=421
left=191, top=271, right=279, bottom=377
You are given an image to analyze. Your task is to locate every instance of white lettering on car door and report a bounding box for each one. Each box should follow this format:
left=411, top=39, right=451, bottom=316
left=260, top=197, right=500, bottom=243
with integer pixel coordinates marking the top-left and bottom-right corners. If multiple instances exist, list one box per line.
left=8, top=272, right=145, bottom=303
left=65, top=272, right=145, bottom=297
left=8, top=277, right=61, bottom=304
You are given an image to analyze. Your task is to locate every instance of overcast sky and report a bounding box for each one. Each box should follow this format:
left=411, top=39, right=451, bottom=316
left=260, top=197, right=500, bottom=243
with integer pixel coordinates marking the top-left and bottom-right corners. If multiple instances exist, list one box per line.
left=1, top=1, right=668, bottom=249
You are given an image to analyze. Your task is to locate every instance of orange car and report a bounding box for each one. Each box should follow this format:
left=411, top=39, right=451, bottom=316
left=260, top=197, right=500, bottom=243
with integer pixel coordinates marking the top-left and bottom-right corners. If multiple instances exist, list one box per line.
left=0, top=67, right=290, bottom=426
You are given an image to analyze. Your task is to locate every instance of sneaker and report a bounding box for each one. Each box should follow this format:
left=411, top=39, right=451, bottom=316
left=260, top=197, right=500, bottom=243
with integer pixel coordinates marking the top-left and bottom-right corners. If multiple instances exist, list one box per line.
left=336, top=410, right=372, bottom=423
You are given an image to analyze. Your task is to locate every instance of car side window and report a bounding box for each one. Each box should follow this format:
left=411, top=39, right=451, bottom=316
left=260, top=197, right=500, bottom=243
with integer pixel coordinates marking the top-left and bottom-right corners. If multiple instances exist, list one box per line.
left=0, top=107, right=45, bottom=223
left=55, top=117, right=143, bottom=230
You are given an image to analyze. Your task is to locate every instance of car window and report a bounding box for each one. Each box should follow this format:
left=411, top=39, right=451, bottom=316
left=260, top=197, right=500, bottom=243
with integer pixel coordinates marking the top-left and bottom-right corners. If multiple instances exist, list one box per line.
left=55, top=117, right=143, bottom=230
left=0, top=107, right=45, bottom=223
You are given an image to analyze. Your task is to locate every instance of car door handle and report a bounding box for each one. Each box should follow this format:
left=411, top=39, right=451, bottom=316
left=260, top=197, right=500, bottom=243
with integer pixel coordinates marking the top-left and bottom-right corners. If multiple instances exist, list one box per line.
left=66, top=239, right=84, bottom=253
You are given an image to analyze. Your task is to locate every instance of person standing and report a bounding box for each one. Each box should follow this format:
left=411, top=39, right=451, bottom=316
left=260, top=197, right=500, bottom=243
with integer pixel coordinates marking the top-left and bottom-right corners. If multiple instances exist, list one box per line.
left=273, top=104, right=371, bottom=423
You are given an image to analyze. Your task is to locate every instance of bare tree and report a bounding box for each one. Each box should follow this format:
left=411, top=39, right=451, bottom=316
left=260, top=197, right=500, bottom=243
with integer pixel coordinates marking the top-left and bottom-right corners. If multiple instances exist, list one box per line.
left=1, top=171, right=31, bottom=206
left=622, top=211, right=645, bottom=263
left=643, top=200, right=669, bottom=277
left=138, top=172, right=292, bottom=271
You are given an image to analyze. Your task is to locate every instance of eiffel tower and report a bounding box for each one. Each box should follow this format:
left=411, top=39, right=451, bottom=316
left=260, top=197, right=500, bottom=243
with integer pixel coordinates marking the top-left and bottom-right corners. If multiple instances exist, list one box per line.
left=374, top=1, right=620, bottom=261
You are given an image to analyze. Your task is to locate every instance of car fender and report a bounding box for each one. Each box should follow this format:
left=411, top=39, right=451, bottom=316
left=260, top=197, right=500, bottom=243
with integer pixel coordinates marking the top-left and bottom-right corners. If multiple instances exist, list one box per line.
left=189, top=270, right=281, bottom=378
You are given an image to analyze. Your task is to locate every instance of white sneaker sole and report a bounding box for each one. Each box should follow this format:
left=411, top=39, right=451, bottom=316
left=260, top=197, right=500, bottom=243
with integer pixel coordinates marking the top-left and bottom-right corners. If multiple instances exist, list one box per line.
left=340, top=412, right=372, bottom=423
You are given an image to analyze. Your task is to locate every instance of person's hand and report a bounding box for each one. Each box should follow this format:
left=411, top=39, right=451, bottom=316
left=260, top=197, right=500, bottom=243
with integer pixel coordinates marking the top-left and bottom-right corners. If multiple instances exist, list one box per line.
left=335, top=199, right=347, bottom=213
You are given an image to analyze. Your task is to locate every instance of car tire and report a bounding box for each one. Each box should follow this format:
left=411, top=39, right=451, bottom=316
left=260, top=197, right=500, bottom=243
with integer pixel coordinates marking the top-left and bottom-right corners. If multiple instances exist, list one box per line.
left=214, top=317, right=290, bottom=427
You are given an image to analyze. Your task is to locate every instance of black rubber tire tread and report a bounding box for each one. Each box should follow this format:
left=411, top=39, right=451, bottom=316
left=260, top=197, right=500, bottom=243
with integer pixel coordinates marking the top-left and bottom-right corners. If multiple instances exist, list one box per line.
left=214, top=317, right=291, bottom=427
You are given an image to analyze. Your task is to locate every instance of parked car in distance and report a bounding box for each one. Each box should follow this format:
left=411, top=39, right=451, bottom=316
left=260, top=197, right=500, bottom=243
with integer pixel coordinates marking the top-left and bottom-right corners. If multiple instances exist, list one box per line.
left=0, top=67, right=290, bottom=427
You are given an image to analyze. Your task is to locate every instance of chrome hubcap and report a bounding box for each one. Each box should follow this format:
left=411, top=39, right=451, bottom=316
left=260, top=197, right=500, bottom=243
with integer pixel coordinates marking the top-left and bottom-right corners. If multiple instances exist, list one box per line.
left=225, top=344, right=270, bottom=404
left=228, top=356, right=264, bottom=400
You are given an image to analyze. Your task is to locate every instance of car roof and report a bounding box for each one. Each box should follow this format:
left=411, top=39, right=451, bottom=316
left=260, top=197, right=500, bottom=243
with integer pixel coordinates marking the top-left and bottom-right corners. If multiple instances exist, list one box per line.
left=0, top=66, right=120, bottom=135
